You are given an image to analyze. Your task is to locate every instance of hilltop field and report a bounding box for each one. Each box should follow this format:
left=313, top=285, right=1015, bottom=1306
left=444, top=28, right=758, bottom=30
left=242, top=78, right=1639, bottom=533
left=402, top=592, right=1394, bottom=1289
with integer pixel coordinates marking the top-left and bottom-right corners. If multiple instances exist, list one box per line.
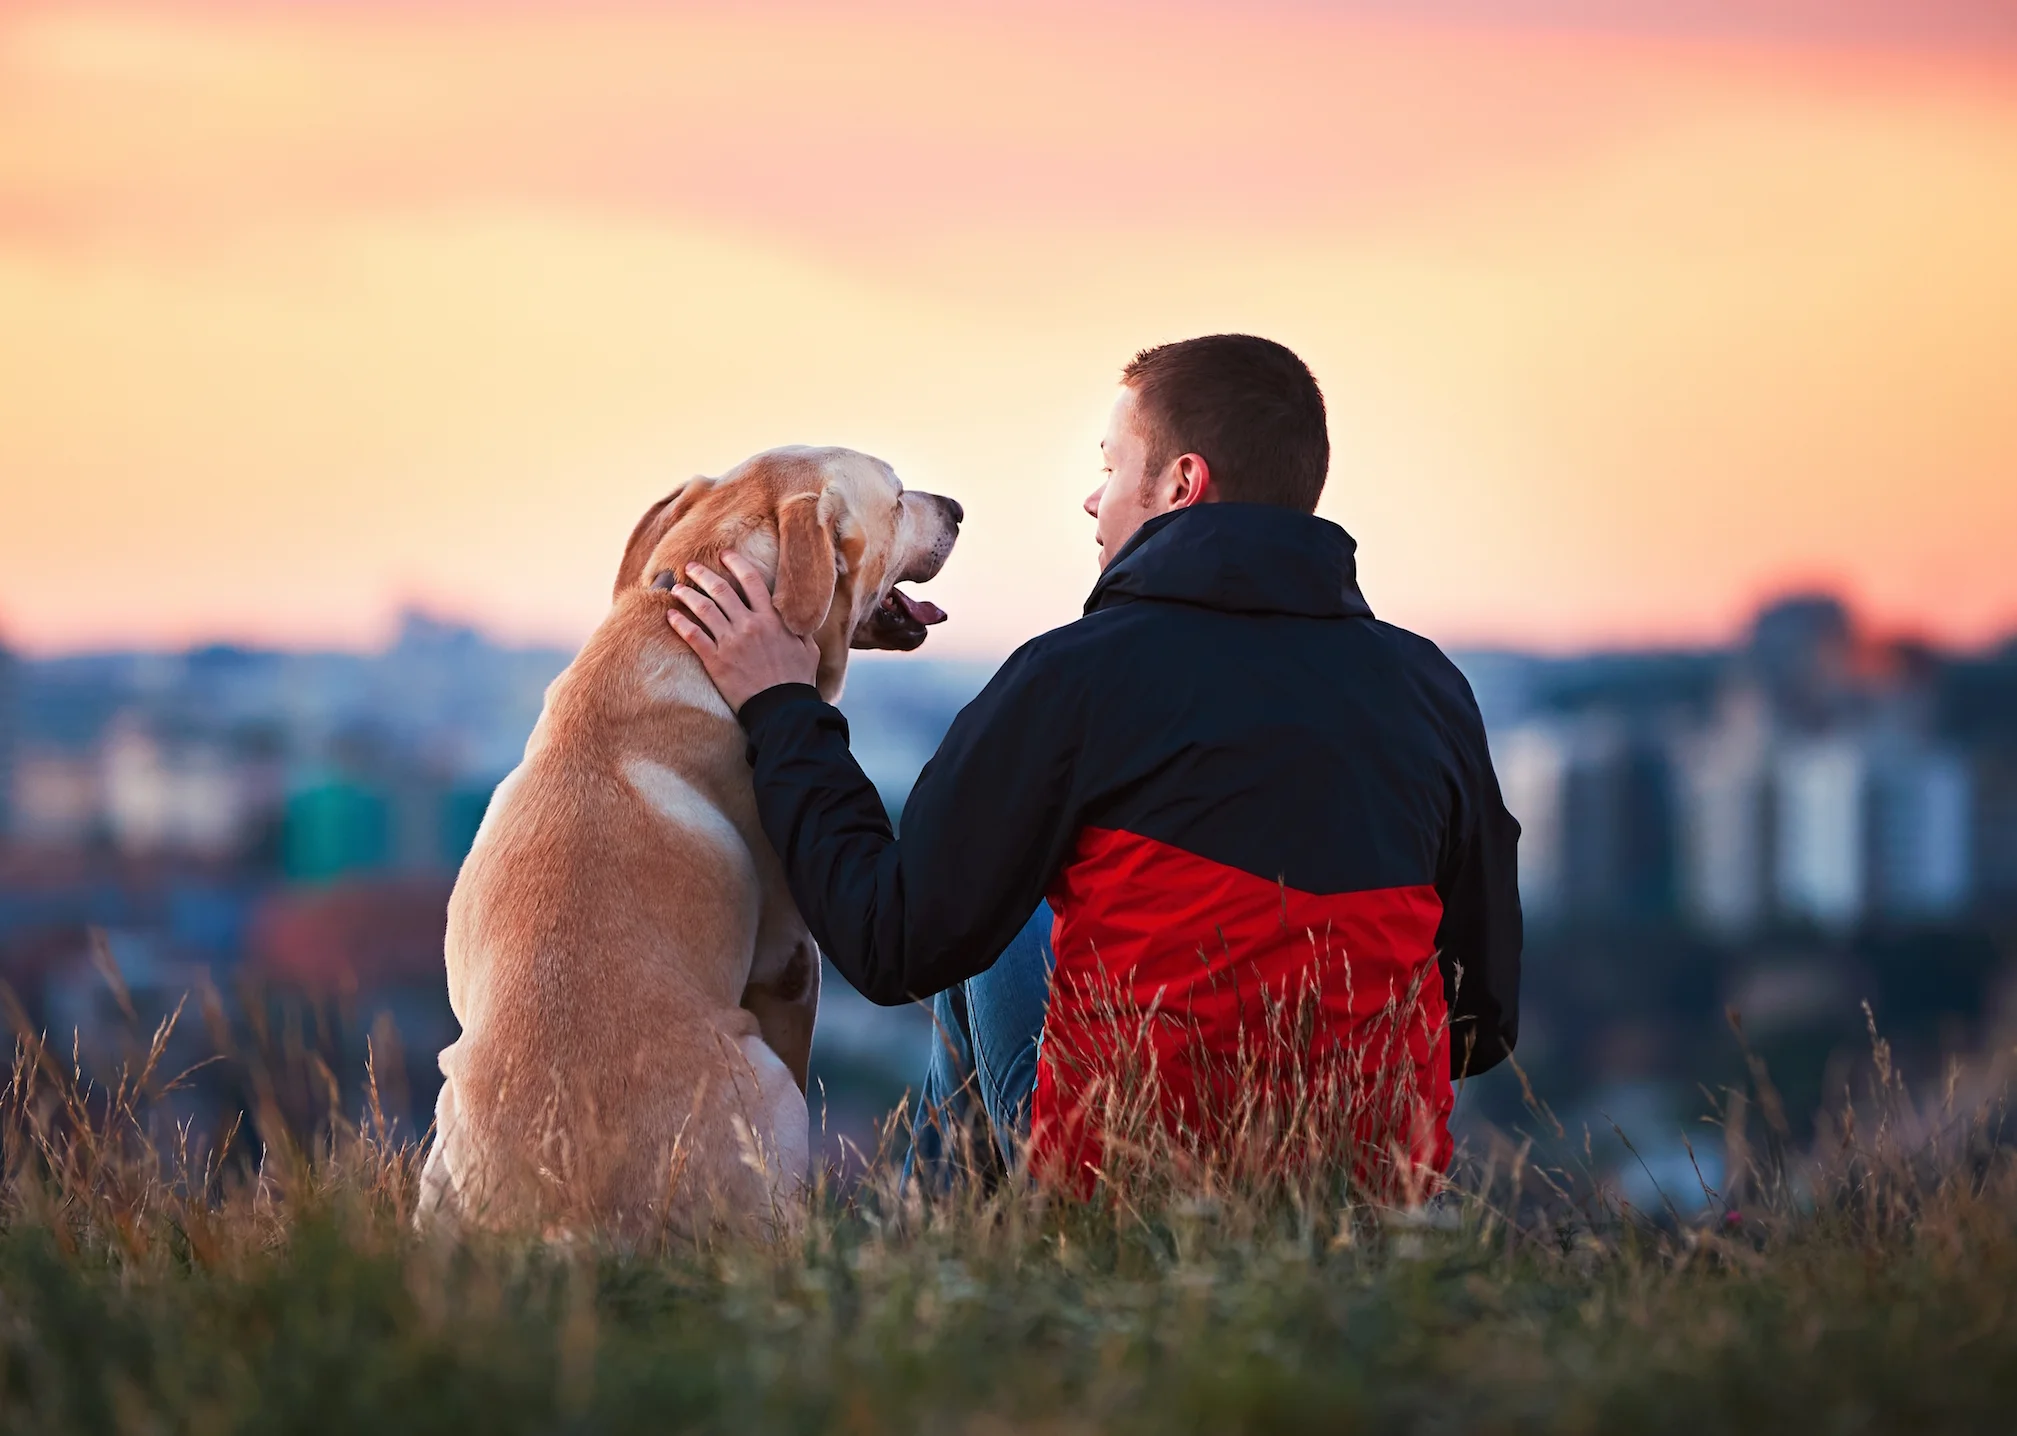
left=1, top=1003, right=2013, bottom=1436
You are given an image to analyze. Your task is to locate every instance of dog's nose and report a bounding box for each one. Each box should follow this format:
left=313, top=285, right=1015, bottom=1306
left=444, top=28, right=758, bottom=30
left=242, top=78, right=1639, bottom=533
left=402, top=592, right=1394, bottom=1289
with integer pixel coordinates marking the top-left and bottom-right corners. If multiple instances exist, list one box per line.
left=941, top=495, right=964, bottom=525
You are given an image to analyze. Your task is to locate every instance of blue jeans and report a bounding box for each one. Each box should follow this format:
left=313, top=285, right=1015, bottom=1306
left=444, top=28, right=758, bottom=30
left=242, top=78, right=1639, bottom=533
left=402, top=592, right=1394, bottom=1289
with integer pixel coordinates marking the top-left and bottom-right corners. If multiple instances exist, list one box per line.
left=907, top=902, right=1055, bottom=1184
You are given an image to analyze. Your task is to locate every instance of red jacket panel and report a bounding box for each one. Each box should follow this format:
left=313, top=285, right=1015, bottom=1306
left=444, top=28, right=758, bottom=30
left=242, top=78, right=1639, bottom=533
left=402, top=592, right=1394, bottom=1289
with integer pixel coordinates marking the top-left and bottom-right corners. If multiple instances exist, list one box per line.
left=1033, top=827, right=1452, bottom=1193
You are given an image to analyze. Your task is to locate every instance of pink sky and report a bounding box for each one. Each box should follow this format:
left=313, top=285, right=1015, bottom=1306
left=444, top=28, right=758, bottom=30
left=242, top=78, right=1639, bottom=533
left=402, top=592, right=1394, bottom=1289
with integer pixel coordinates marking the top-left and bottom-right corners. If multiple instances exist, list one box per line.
left=2, top=1, right=2014, bottom=657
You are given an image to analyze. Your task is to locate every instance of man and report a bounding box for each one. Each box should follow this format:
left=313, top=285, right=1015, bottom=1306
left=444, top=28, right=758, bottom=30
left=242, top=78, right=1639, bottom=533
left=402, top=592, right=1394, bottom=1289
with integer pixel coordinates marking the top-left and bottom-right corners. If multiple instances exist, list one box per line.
left=669, top=334, right=1520, bottom=1191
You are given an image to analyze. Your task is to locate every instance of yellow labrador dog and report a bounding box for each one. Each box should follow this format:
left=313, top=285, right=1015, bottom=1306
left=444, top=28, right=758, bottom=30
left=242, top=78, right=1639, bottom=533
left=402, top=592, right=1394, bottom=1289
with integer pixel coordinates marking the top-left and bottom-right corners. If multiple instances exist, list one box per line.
left=418, top=447, right=960, bottom=1240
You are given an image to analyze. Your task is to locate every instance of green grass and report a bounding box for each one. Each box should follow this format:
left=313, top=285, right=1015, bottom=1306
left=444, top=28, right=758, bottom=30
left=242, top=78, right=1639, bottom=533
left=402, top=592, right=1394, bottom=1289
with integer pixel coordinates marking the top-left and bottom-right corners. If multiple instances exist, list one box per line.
left=2, top=1001, right=2014, bottom=1434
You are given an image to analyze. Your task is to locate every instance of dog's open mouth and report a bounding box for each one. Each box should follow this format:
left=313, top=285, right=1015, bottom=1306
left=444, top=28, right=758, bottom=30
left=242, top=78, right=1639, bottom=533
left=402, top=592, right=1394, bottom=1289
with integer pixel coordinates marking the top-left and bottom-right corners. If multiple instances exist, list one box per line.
left=855, top=585, right=947, bottom=652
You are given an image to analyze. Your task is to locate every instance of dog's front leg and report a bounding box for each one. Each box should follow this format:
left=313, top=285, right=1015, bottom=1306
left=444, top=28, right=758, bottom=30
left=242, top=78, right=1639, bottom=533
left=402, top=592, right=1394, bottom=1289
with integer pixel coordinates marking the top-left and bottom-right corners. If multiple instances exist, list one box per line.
left=741, top=936, right=819, bottom=1094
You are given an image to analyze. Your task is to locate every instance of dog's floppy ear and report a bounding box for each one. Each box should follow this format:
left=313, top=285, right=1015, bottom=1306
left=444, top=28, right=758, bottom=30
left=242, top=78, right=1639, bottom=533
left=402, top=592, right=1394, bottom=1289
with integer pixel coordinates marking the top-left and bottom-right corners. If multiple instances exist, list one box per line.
left=613, top=479, right=711, bottom=599
left=773, top=489, right=839, bottom=637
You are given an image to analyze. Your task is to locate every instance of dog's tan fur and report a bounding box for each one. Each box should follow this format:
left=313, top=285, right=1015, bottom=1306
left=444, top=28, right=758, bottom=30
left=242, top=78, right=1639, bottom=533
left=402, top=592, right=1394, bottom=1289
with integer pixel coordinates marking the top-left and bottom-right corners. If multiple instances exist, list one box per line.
left=417, top=447, right=959, bottom=1240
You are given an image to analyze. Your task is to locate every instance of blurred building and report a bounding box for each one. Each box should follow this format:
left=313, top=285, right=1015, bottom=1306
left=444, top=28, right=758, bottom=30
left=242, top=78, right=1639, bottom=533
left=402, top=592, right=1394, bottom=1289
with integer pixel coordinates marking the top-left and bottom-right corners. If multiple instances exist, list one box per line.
left=1748, top=595, right=1856, bottom=730
left=0, top=631, right=16, bottom=839
left=1, top=595, right=2013, bottom=1151
left=0, top=615, right=571, bottom=1068
left=1773, top=734, right=1867, bottom=930
left=100, top=715, right=279, bottom=860
left=1868, top=740, right=1972, bottom=922
left=10, top=750, right=101, bottom=849
left=1495, top=721, right=1570, bottom=922
left=1676, top=689, right=1774, bottom=936
left=247, top=874, right=456, bottom=995
left=1974, top=758, right=2017, bottom=919
left=1662, top=596, right=1985, bottom=939
left=1939, top=643, right=2017, bottom=917
left=1495, top=714, right=1677, bottom=926
left=2, top=613, right=566, bottom=869
left=835, top=656, right=994, bottom=818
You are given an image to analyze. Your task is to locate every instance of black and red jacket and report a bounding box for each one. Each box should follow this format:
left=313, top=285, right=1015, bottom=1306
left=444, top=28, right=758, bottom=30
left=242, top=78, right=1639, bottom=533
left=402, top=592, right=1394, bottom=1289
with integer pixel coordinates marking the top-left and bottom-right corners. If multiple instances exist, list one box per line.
left=738, top=503, right=1521, bottom=1182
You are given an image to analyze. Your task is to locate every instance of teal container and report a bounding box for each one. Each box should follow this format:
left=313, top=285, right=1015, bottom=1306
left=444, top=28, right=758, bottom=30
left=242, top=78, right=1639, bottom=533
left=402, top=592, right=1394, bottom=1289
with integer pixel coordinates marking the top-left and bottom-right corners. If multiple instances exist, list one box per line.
left=283, top=782, right=391, bottom=883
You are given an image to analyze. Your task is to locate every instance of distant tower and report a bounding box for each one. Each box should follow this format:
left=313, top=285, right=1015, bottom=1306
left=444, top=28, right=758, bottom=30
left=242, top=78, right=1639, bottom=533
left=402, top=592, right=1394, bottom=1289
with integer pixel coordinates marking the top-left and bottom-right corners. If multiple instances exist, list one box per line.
left=1747, top=594, right=1854, bottom=732
left=1494, top=721, right=1569, bottom=924
left=1497, top=713, right=1676, bottom=926
left=1869, top=744, right=1972, bottom=921
left=1677, top=688, right=1773, bottom=937
left=1774, top=735, right=1869, bottom=931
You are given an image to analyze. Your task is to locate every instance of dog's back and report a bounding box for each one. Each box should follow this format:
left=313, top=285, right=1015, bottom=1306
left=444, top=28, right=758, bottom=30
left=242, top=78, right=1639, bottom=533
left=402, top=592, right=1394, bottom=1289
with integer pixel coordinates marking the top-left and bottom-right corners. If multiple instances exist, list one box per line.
left=420, top=602, right=808, bottom=1239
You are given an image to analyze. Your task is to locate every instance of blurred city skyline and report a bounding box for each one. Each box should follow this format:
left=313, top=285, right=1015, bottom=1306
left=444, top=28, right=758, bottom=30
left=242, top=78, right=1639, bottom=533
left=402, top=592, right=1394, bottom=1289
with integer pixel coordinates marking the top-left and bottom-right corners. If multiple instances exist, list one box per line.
left=4, top=583, right=2014, bottom=1160
left=4, top=0, right=2016, bottom=658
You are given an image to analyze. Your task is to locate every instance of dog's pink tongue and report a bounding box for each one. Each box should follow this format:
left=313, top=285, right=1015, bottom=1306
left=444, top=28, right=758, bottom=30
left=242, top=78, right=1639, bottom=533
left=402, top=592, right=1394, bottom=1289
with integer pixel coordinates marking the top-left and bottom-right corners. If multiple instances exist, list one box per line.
left=893, top=588, right=947, bottom=625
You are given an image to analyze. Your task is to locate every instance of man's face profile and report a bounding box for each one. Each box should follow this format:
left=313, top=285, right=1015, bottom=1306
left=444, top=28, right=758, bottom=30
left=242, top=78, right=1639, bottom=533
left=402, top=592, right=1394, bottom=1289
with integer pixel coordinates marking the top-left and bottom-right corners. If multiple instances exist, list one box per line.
left=1085, top=386, right=1166, bottom=571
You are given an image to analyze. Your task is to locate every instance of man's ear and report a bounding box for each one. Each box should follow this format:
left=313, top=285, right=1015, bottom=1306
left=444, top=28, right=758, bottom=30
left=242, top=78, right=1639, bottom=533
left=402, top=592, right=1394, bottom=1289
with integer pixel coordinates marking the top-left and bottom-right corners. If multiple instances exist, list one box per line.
left=773, top=489, right=839, bottom=637
left=613, top=478, right=711, bottom=599
left=1167, top=453, right=1212, bottom=510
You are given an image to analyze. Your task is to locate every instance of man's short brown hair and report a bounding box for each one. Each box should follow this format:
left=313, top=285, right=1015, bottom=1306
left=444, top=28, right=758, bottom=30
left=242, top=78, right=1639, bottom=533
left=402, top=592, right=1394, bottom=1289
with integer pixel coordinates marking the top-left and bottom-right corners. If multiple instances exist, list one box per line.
left=1122, top=334, right=1329, bottom=512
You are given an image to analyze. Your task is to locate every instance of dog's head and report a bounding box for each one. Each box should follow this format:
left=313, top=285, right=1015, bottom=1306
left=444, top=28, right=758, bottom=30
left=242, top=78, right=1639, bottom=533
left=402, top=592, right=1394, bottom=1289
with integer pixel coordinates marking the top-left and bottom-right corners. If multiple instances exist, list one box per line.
left=616, top=446, right=962, bottom=692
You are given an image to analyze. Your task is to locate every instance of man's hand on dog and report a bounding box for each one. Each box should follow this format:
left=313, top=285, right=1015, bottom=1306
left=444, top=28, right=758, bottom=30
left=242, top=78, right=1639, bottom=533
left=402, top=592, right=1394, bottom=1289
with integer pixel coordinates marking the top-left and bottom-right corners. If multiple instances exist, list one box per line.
left=667, top=552, right=820, bottom=712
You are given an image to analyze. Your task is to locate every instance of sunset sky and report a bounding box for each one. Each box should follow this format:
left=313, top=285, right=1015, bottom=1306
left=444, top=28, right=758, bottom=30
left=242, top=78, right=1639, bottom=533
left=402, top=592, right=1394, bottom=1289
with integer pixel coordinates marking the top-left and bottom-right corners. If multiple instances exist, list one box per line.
left=3, top=0, right=2014, bottom=658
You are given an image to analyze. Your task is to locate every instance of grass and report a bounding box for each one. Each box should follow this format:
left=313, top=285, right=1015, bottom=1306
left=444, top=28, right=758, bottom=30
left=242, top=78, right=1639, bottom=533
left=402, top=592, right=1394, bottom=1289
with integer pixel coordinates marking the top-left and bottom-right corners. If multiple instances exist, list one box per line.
left=1, top=984, right=2015, bottom=1434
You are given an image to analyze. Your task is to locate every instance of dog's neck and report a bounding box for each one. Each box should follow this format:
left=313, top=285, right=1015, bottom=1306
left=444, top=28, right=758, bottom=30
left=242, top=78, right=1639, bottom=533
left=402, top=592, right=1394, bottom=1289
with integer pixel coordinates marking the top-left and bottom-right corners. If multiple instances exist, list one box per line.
left=633, top=630, right=739, bottom=723
left=544, top=601, right=741, bottom=746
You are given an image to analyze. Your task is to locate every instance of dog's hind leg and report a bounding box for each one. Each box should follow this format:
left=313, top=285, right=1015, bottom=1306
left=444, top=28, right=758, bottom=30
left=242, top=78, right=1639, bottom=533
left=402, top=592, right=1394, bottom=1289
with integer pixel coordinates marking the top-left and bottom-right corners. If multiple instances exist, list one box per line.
left=719, top=1022, right=812, bottom=1236
left=416, top=1066, right=465, bottom=1230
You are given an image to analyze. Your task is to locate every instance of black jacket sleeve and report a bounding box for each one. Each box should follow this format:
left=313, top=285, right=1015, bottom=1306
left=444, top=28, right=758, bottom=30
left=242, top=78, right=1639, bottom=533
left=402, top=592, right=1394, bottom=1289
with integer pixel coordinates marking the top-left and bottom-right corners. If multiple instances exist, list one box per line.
left=1433, top=688, right=1523, bottom=1079
left=737, top=643, right=1083, bottom=1006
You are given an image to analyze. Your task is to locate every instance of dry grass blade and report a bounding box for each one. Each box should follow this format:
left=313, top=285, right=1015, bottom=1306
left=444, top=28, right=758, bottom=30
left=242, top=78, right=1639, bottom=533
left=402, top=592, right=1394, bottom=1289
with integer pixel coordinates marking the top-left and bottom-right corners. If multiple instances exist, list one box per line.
left=0, top=973, right=2010, bottom=1431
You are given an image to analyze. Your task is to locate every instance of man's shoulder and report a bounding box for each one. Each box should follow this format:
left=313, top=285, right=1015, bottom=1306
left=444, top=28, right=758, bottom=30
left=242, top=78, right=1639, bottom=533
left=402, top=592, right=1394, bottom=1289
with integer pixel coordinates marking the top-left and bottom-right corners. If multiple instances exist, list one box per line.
left=993, top=605, right=1482, bottom=724
left=950, top=608, right=1151, bottom=726
left=1000, top=604, right=1144, bottom=672
left=1011, top=604, right=1466, bottom=680
left=1357, top=618, right=1492, bottom=741
left=1363, top=616, right=1467, bottom=679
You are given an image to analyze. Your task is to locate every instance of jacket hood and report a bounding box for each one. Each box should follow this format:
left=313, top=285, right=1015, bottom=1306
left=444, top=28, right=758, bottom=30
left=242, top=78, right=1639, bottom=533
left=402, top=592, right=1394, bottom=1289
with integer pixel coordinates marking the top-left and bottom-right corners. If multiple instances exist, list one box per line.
left=1085, top=504, right=1374, bottom=620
